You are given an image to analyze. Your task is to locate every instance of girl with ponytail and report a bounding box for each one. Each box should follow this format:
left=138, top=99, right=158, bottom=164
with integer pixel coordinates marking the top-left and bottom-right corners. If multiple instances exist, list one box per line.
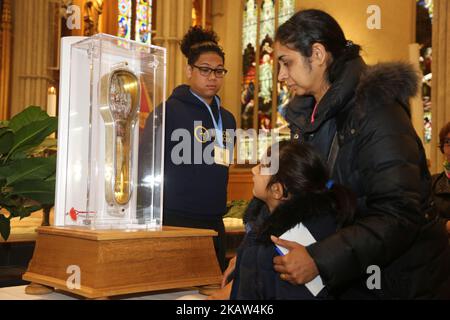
left=228, top=141, right=356, bottom=299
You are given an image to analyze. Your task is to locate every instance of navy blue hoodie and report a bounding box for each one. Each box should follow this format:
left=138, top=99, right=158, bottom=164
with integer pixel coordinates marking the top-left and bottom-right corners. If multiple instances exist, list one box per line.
left=139, top=85, right=236, bottom=220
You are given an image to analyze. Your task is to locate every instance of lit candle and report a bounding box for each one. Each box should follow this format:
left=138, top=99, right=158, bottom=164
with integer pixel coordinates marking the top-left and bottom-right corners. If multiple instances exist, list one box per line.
left=47, top=86, right=57, bottom=117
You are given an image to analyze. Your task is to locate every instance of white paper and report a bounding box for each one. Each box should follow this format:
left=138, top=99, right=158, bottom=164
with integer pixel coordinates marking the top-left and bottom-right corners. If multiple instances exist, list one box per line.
left=276, top=223, right=325, bottom=296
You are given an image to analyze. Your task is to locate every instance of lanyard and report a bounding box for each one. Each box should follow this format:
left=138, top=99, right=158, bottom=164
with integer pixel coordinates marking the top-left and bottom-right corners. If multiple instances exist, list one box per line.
left=190, top=90, right=224, bottom=147
left=311, top=103, right=319, bottom=124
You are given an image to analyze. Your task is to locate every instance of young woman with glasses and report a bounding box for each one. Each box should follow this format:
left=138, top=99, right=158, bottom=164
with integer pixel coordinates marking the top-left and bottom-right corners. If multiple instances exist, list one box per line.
left=140, top=26, right=236, bottom=272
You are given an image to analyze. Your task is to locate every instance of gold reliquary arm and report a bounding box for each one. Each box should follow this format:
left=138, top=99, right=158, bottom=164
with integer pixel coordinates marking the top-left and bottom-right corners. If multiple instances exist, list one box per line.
left=99, top=65, right=140, bottom=212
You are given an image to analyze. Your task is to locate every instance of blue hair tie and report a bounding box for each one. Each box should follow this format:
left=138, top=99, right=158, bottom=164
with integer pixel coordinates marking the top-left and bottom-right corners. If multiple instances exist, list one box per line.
left=326, top=180, right=334, bottom=190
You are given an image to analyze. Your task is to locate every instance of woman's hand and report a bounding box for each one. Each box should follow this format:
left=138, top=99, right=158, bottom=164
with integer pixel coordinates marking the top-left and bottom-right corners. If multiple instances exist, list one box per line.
left=271, top=236, right=319, bottom=285
left=206, top=281, right=233, bottom=300
left=221, top=256, right=236, bottom=288
left=446, top=220, right=450, bottom=234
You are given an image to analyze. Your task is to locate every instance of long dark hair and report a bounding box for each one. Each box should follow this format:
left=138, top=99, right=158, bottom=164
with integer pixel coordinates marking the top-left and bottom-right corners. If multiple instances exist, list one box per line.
left=275, top=9, right=361, bottom=83
left=255, top=141, right=356, bottom=239
left=180, top=25, right=225, bottom=65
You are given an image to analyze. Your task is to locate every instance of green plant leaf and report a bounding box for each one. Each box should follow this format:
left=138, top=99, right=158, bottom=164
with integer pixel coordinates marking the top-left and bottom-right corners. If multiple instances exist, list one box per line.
left=4, top=205, right=41, bottom=220
left=0, top=107, right=58, bottom=241
left=0, top=192, right=15, bottom=207
left=224, top=200, right=250, bottom=219
left=0, top=127, right=11, bottom=137
left=45, top=172, right=56, bottom=182
left=0, top=129, right=14, bottom=155
left=8, top=106, right=49, bottom=133
left=10, top=151, right=27, bottom=160
left=37, top=137, right=57, bottom=149
left=4, top=156, right=56, bottom=186
left=0, top=166, right=10, bottom=179
left=6, top=117, right=57, bottom=161
left=28, top=137, right=58, bottom=157
left=0, top=214, right=11, bottom=241
left=10, top=179, right=56, bottom=205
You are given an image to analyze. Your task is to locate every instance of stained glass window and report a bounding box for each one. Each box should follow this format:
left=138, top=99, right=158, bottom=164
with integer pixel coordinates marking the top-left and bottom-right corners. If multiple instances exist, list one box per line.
left=241, top=0, right=295, bottom=131
left=241, top=0, right=258, bottom=130
left=118, top=0, right=132, bottom=40
left=258, top=0, right=275, bottom=131
left=240, top=0, right=295, bottom=162
left=276, top=0, right=295, bottom=131
left=135, top=0, right=152, bottom=44
left=278, top=0, right=295, bottom=25
left=118, top=0, right=153, bottom=44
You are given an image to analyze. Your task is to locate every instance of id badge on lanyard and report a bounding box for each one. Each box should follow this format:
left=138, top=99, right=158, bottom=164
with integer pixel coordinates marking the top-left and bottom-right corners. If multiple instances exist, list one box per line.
left=190, top=90, right=231, bottom=167
left=214, top=145, right=231, bottom=167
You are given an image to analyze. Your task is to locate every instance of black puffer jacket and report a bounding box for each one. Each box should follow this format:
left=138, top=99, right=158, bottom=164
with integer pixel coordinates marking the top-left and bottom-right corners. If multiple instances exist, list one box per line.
left=286, top=58, right=450, bottom=299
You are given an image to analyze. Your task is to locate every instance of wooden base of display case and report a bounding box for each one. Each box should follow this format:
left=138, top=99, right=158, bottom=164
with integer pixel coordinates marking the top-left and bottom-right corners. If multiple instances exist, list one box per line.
left=23, top=226, right=222, bottom=299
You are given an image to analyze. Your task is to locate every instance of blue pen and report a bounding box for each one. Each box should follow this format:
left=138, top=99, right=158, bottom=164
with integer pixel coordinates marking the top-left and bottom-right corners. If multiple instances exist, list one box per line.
left=275, top=246, right=285, bottom=256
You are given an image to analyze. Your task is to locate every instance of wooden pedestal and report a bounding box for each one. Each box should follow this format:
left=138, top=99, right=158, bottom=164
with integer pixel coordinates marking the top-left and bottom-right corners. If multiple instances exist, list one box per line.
left=23, top=226, right=222, bottom=299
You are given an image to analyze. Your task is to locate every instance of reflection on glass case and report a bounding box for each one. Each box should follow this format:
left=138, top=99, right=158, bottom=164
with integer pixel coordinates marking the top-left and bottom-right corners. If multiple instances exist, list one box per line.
left=55, top=34, right=166, bottom=230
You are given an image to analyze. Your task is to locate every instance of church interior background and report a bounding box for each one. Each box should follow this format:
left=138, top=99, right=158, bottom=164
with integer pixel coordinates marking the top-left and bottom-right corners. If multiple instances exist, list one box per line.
left=0, top=0, right=449, bottom=287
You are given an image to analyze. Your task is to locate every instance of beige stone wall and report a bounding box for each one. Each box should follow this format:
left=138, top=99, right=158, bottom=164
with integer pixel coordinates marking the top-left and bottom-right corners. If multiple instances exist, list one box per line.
left=154, top=0, right=192, bottom=96
left=10, top=0, right=52, bottom=116
left=297, top=0, right=416, bottom=64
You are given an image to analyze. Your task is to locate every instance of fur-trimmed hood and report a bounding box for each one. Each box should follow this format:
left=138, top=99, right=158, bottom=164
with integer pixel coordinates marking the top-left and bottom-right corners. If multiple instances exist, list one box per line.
left=244, top=196, right=338, bottom=245
left=286, top=58, right=420, bottom=132
left=355, top=62, right=419, bottom=118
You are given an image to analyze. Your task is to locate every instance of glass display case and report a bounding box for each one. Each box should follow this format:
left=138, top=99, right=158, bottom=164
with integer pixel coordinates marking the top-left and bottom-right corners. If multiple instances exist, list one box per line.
left=55, top=34, right=166, bottom=230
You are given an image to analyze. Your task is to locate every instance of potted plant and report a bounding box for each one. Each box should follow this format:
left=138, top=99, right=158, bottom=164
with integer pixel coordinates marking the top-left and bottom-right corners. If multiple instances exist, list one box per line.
left=0, top=106, right=57, bottom=241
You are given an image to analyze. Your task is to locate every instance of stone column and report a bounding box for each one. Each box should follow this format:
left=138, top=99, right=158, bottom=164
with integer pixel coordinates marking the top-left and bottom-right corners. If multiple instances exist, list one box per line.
left=408, top=44, right=425, bottom=146
left=0, top=0, right=12, bottom=119
left=10, top=0, right=53, bottom=116
left=153, top=0, right=192, bottom=95
left=430, top=0, right=450, bottom=174
left=101, top=0, right=118, bottom=36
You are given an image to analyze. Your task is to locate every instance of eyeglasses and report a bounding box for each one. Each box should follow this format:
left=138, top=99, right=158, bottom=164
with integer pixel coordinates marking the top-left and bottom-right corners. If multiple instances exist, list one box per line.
left=192, top=65, right=228, bottom=78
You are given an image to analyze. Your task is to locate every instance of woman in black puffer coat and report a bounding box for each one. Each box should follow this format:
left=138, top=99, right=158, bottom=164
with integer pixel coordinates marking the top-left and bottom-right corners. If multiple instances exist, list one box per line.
left=248, top=9, right=449, bottom=299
